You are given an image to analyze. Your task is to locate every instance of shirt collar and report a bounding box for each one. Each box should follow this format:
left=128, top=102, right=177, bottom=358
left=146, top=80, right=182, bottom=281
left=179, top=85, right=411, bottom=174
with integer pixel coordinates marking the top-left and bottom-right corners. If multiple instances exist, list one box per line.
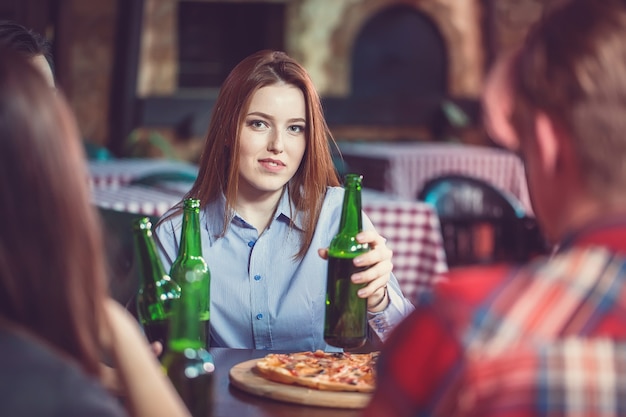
left=204, top=193, right=228, bottom=244
left=274, top=186, right=306, bottom=232
left=204, top=186, right=305, bottom=243
left=557, top=213, right=626, bottom=255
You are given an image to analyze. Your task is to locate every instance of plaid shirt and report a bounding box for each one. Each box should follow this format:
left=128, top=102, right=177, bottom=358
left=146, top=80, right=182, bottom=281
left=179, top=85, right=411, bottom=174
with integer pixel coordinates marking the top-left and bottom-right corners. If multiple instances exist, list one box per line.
left=363, top=220, right=626, bottom=417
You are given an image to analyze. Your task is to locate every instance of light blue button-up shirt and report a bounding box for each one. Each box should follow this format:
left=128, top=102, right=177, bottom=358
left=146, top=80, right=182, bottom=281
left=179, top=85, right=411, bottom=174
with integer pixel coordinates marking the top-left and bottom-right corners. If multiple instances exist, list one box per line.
left=154, top=186, right=415, bottom=351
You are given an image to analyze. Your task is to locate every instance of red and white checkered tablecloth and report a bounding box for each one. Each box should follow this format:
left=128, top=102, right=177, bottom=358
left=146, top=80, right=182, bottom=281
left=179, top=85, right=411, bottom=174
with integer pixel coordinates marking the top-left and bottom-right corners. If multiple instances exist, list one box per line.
left=88, top=158, right=198, bottom=189
left=363, top=200, right=448, bottom=303
left=92, top=185, right=182, bottom=218
left=91, top=185, right=447, bottom=304
left=338, top=142, right=533, bottom=214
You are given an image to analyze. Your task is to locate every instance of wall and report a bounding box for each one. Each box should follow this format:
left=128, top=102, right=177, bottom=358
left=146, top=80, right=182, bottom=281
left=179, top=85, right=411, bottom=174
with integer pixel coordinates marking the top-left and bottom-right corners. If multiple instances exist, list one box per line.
left=64, top=0, right=562, bottom=149
left=138, top=0, right=484, bottom=98
left=66, top=0, right=117, bottom=145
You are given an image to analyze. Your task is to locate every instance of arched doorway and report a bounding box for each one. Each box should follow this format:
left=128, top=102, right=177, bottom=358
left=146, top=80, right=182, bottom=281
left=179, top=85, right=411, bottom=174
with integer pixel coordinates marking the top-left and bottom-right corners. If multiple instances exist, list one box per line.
left=351, top=5, right=447, bottom=99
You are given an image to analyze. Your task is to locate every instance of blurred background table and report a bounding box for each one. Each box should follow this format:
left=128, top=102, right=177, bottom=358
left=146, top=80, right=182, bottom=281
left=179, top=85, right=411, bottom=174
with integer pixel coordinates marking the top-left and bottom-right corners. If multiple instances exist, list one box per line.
left=360, top=194, right=448, bottom=302
left=91, top=179, right=447, bottom=304
left=336, top=142, right=533, bottom=213
left=92, top=185, right=183, bottom=217
left=88, top=158, right=198, bottom=189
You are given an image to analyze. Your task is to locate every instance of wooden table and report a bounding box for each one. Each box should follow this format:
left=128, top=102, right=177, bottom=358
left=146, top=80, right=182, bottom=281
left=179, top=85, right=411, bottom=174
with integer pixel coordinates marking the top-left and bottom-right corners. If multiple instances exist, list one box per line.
left=208, top=348, right=360, bottom=417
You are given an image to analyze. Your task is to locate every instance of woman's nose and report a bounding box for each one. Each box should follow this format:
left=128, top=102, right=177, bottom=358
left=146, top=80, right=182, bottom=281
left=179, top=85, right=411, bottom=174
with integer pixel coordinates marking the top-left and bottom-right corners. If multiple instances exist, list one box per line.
left=267, top=130, right=284, bottom=153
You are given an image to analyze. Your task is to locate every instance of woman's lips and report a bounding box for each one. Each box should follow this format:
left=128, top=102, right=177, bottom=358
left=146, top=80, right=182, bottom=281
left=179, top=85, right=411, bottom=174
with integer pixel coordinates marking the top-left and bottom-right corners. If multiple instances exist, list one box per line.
left=259, top=159, right=285, bottom=172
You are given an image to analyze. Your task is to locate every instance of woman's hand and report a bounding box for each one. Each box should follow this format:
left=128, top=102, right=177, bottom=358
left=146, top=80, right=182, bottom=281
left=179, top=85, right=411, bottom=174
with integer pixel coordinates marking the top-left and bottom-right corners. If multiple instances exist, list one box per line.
left=100, top=299, right=190, bottom=417
left=318, top=230, right=393, bottom=313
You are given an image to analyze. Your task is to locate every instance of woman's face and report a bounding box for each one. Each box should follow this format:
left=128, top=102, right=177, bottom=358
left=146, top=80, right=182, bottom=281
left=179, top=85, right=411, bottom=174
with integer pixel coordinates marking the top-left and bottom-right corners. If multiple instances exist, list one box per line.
left=237, top=83, right=307, bottom=201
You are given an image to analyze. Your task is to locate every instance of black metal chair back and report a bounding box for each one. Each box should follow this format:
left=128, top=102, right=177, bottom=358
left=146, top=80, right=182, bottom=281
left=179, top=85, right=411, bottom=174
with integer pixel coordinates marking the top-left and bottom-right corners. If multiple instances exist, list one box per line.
left=418, top=174, right=547, bottom=267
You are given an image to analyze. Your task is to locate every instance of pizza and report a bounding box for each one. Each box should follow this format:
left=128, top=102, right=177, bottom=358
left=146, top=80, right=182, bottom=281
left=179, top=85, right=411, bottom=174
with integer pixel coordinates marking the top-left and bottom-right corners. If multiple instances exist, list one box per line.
left=255, top=350, right=379, bottom=392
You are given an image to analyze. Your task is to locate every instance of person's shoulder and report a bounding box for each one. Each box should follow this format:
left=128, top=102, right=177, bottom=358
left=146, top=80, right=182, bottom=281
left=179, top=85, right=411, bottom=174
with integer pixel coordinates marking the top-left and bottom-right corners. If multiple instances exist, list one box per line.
left=417, top=256, right=557, bottom=327
left=0, top=328, right=126, bottom=416
left=0, top=326, right=80, bottom=375
left=316, top=185, right=344, bottom=211
left=324, top=185, right=345, bottom=200
left=433, top=263, right=516, bottom=302
left=154, top=206, right=185, bottom=237
left=308, top=186, right=345, bottom=235
left=381, top=264, right=520, bottom=355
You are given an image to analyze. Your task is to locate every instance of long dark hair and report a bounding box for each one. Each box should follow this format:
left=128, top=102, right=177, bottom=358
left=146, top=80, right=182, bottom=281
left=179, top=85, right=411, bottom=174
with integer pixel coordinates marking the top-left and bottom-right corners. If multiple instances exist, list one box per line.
left=0, top=47, right=106, bottom=375
left=168, top=50, right=340, bottom=259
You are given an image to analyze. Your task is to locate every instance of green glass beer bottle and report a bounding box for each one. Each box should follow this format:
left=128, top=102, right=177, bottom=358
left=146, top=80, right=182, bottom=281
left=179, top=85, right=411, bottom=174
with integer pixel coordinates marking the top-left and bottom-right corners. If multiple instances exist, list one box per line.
left=169, top=198, right=210, bottom=346
left=132, top=217, right=181, bottom=348
left=161, top=259, right=215, bottom=417
left=324, top=173, right=370, bottom=349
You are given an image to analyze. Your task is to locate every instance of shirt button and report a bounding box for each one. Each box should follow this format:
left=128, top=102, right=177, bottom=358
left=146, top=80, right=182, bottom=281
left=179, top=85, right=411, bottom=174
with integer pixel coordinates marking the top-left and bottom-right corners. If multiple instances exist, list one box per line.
left=248, top=240, right=256, bottom=248
left=256, top=313, right=263, bottom=320
left=254, top=275, right=261, bottom=281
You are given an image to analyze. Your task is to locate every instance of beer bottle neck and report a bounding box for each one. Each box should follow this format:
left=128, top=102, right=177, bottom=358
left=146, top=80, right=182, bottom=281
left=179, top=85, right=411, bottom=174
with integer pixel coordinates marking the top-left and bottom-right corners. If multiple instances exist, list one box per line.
left=338, top=175, right=364, bottom=235
left=133, top=227, right=167, bottom=286
left=329, top=174, right=368, bottom=257
left=179, top=206, right=202, bottom=258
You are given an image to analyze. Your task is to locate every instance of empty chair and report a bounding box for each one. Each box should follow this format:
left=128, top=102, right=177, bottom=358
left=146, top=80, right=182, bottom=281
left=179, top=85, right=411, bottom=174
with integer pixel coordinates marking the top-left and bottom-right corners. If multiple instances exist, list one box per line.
left=418, top=174, right=547, bottom=267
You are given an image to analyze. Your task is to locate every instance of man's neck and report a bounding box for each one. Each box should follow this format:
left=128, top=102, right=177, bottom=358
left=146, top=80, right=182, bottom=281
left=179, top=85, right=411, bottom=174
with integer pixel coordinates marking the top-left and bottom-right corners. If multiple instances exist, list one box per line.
left=554, top=193, right=626, bottom=245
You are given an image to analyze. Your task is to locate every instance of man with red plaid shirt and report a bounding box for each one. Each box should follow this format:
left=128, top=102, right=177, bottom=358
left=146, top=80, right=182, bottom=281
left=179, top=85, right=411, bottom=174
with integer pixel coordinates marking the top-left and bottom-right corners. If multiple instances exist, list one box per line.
left=363, top=0, right=626, bottom=415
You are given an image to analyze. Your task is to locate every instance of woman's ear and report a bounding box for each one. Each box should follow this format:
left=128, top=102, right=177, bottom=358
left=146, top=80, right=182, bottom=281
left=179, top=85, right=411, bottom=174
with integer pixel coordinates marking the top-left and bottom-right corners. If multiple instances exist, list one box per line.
left=533, top=112, right=560, bottom=175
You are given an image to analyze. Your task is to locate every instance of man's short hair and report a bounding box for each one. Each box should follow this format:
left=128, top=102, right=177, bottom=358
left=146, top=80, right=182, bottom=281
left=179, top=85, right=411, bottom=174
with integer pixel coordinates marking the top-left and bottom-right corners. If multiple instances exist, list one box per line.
left=512, top=0, right=626, bottom=192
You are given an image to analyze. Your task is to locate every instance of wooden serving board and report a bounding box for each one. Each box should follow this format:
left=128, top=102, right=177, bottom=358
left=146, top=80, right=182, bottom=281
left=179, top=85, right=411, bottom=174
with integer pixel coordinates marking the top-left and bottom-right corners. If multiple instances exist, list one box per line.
left=229, top=358, right=371, bottom=409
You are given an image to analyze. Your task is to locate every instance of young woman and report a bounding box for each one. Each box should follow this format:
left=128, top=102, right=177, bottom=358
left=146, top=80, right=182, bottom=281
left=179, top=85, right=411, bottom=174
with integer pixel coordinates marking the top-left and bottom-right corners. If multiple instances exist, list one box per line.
left=155, top=50, right=415, bottom=351
left=0, top=47, right=189, bottom=417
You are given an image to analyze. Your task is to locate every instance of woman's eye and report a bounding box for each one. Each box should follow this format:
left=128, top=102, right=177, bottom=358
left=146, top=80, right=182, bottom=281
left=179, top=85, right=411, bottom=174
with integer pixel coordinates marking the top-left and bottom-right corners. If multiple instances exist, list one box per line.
left=289, top=125, right=305, bottom=134
left=248, top=120, right=268, bottom=129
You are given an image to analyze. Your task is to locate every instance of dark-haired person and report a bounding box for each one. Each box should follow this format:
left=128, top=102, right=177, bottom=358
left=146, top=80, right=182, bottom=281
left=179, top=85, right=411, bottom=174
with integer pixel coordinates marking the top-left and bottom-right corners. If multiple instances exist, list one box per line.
left=155, top=50, right=415, bottom=351
left=0, top=47, right=190, bottom=417
left=0, top=20, right=54, bottom=87
left=363, top=0, right=626, bottom=415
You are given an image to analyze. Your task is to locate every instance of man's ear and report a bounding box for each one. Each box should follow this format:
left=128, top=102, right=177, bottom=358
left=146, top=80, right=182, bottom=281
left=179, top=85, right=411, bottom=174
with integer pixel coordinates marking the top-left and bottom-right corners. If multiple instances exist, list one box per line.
left=534, top=112, right=560, bottom=175
left=482, top=54, right=519, bottom=151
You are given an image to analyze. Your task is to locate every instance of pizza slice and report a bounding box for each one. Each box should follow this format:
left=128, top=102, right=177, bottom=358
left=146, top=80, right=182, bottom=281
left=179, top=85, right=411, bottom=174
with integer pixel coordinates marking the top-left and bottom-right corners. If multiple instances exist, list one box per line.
left=255, top=350, right=378, bottom=393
